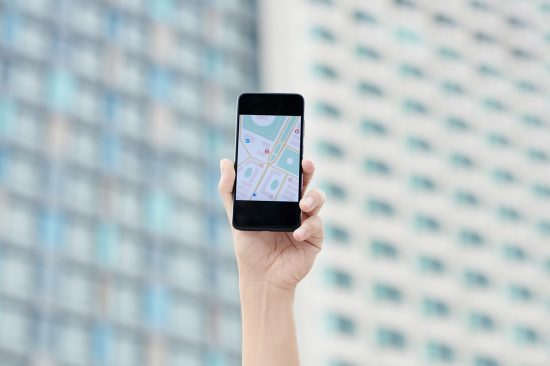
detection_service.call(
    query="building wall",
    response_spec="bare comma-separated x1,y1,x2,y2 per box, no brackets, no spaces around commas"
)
259,0,550,365
0,0,257,365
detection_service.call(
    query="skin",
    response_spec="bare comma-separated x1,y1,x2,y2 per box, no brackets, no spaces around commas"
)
218,158,326,366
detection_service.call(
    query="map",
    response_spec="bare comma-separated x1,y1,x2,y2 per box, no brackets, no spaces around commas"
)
236,114,301,202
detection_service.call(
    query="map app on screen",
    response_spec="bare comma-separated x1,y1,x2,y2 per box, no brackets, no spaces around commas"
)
236,114,301,202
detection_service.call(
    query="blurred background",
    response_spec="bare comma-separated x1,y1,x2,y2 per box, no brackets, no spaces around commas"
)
0,0,549,366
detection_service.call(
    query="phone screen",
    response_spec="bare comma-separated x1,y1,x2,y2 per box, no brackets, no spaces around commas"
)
236,114,302,202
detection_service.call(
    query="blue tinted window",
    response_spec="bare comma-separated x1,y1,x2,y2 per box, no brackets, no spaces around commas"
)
478,63,501,77
407,136,432,152
473,31,496,43
418,256,446,274
0,149,8,182
356,45,381,60
438,47,461,60
474,356,500,366
423,298,450,317
324,267,353,289
96,223,118,266
92,323,112,364
0,98,16,135
403,99,428,114
414,214,441,232
361,119,387,135
1,10,19,44
148,0,176,21
433,13,456,26
326,225,350,244
426,341,454,362
532,183,550,198
353,10,377,24
487,132,511,147
371,239,399,259
326,313,356,335
364,159,391,175
482,98,506,111
445,116,470,131
373,283,402,302
527,148,549,162
469,311,495,330
396,27,422,43
521,114,544,127
514,325,539,344
314,101,341,118
455,190,480,206
400,63,425,78
39,210,64,248
502,244,527,261
46,70,76,110
313,63,338,79
144,286,168,329
450,152,475,168
458,229,484,246
367,198,395,216
516,80,537,93
144,190,173,232
358,81,384,97
537,220,550,235
317,141,344,158
497,206,522,221
464,269,490,288
311,26,336,42
376,327,406,349
100,133,119,169
508,284,533,301
321,181,346,200
441,81,465,94
149,66,172,100
492,168,515,183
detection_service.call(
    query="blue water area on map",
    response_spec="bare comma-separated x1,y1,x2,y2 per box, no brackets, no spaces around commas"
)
276,147,299,175
242,115,286,141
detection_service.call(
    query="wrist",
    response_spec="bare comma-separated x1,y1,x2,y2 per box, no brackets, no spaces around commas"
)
239,276,295,304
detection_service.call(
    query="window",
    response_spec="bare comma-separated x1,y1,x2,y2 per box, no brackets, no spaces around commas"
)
450,152,475,168
473,31,496,44
326,225,350,244
144,189,173,233
482,98,506,111
464,269,490,288
487,132,511,147
329,361,356,366
95,223,118,266
406,136,432,152
511,47,532,60
455,190,480,206
361,119,387,135
170,295,203,342
370,239,399,259
396,27,422,44
502,244,527,261
0,253,35,298
458,229,484,246
310,0,333,5
56,320,90,365
438,46,461,60
418,255,446,274
355,45,381,60
469,311,496,330
367,198,395,216
400,63,425,78
497,206,522,221
373,283,402,302
492,168,515,183
326,313,356,335
532,183,550,198
413,214,441,232
38,210,64,248
376,327,406,349
358,81,384,97
314,101,341,119
0,303,30,353
445,116,470,130
313,63,339,79
148,66,173,101
352,10,377,24
514,325,539,344
426,341,454,362
91,323,112,365
148,0,176,21
441,81,465,94
316,141,344,158
423,297,450,317
311,26,336,42
527,147,549,162
478,63,501,77
320,181,347,200
324,267,353,289
516,80,537,93
144,285,168,329
474,356,500,366
46,69,76,110
403,99,428,114
521,114,544,127
433,13,456,26
0,98,16,136
364,158,391,175
508,284,533,301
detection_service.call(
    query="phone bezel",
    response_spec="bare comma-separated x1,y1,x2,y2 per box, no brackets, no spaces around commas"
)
232,93,304,231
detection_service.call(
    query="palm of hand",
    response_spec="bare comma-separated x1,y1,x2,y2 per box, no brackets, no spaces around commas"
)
232,229,320,289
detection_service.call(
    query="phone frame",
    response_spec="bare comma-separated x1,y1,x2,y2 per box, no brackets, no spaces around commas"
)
232,93,304,231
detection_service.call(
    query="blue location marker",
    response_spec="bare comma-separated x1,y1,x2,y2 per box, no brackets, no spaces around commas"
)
245,138,250,143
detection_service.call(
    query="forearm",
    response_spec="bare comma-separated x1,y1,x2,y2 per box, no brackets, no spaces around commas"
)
239,278,300,366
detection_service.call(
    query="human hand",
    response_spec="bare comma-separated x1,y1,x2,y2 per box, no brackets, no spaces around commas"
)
218,158,325,290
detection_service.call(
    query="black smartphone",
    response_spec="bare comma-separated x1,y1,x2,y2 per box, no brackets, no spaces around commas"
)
232,93,304,231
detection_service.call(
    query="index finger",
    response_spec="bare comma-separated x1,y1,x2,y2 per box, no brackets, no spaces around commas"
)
302,158,315,193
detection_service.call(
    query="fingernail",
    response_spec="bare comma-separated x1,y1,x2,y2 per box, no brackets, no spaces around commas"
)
295,227,307,240
302,197,314,209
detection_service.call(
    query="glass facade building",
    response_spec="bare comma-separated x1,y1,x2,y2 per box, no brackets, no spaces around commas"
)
260,0,550,365
0,0,257,365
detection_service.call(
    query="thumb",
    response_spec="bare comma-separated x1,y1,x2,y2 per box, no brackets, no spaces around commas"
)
218,159,235,220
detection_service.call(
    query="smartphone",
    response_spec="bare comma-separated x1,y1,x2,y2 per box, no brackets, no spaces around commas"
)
232,93,304,231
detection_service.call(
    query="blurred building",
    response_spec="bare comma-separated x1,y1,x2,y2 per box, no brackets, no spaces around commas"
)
0,0,257,365
260,0,550,365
